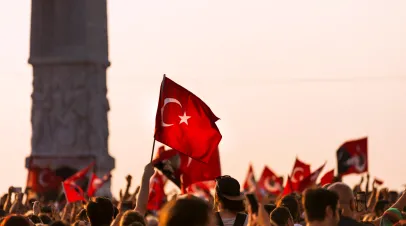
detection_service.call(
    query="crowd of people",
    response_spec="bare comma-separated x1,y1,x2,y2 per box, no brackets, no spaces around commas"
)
0,162,405,226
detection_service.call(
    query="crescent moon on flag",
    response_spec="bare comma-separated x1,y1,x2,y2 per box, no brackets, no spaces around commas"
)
161,98,183,127
354,154,367,172
39,171,49,187
291,168,304,183
264,177,281,192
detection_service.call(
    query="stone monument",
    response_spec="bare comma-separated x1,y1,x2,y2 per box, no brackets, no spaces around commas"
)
26,0,115,197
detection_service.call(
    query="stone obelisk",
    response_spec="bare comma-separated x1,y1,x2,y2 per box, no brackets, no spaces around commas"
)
26,0,115,197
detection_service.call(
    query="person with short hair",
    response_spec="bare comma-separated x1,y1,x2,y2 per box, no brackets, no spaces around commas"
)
270,207,294,226
0,215,31,226
303,188,340,226
120,210,146,226
328,182,367,226
159,196,216,226
277,195,301,226
39,213,52,224
86,197,115,226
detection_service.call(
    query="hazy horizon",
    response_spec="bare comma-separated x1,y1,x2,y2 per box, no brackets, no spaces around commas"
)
0,0,406,196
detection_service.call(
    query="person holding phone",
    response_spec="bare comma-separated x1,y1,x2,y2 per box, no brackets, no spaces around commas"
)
214,176,247,226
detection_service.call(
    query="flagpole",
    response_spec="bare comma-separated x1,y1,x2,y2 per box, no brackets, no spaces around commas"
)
150,139,156,162
151,74,166,162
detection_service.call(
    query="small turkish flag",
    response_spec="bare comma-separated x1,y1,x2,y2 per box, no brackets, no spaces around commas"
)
87,173,111,197
257,166,283,196
65,162,95,184
298,163,326,192
337,137,368,177
243,164,257,192
320,169,335,186
290,158,311,190
374,178,384,185
62,181,85,203
154,76,222,163
147,172,166,211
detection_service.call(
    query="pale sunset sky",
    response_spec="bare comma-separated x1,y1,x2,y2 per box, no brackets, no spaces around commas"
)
0,0,406,196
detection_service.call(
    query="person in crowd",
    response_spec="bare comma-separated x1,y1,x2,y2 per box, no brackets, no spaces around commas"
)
26,214,42,224
72,220,91,226
303,188,340,226
270,206,294,226
86,197,115,226
277,195,301,226
159,196,216,226
39,213,53,224
389,192,399,206
0,215,31,226
146,215,159,226
265,204,277,215
120,210,146,226
214,176,247,226
50,220,69,226
328,182,367,226
375,200,390,219
75,209,88,222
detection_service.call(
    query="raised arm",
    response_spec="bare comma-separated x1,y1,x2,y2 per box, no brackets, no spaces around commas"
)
135,163,155,216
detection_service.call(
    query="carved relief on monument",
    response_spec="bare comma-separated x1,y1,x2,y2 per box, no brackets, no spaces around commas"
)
31,64,110,155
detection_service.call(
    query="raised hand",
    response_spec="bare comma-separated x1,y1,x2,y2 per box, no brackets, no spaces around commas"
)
33,201,41,215
126,175,132,186
130,186,141,205
143,163,155,180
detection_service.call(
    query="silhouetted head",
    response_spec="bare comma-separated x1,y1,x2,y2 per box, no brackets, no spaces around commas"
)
159,196,216,226
86,197,114,226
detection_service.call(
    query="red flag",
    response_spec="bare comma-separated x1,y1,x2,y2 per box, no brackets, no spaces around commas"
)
147,173,166,211
290,158,311,189
282,176,294,196
181,147,221,192
320,169,335,186
27,167,62,193
153,147,221,192
243,164,257,192
298,163,326,192
65,162,95,183
62,181,85,203
337,137,368,177
257,166,283,196
187,182,213,201
87,173,112,197
154,76,222,163
374,178,384,186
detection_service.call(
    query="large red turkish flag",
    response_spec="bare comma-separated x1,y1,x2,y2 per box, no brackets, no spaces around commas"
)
336,137,368,177
154,76,222,163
